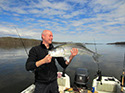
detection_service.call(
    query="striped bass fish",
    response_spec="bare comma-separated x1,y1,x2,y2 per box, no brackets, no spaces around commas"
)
48,43,100,62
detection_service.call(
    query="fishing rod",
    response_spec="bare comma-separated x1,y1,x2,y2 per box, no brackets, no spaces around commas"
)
93,39,99,67
121,53,125,92
93,39,99,63
93,39,102,83
14,27,28,57
14,27,35,73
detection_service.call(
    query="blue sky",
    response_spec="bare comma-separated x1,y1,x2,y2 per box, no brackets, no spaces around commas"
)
0,0,125,43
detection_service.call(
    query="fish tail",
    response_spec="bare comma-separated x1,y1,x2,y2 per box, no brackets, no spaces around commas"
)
92,53,101,63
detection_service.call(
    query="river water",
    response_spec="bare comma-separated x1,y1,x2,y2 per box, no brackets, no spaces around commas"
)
0,44,125,93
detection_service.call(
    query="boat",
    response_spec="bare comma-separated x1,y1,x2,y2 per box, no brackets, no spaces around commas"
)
21,68,125,93
21,84,35,93
92,76,125,93
21,68,90,93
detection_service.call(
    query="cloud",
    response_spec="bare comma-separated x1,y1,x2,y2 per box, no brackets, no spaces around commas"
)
66,0,88,5
30,0,70,10
0,23,41,39
62,9,87,19
0,0,125,43
0,0,28,14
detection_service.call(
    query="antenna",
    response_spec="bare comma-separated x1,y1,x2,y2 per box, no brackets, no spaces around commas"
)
14,27,28,56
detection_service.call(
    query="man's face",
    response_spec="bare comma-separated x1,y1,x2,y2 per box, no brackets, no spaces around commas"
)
43,31,53,44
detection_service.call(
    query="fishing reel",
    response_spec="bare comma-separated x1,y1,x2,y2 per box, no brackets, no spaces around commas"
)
96,70,102,81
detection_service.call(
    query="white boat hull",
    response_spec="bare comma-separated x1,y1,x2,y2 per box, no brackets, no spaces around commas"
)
92,76,125,93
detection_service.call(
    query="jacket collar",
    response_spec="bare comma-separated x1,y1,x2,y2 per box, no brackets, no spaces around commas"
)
40,41,53,50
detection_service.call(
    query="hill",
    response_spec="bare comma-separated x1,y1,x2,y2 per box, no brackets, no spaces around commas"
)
0,37,41,49
0,37,66,49
107,42,125,45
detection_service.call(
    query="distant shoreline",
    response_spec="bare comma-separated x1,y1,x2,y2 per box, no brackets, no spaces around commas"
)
0,37,124,49
107,42,125,45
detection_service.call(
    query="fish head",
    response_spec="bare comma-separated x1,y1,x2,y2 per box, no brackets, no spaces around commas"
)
48,47,65,57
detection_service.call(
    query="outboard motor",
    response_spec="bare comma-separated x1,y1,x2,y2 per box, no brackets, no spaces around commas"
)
74,68,89,89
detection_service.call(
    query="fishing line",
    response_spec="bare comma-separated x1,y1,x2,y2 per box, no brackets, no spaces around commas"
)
14,27,28,57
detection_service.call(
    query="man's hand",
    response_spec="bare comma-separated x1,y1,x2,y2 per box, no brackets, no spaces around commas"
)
70,48,78,58
36,54,52,67
44,54,52,63
65,48,78,65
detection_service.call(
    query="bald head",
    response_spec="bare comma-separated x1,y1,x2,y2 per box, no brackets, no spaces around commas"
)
42,30,52,36
41,30,53,45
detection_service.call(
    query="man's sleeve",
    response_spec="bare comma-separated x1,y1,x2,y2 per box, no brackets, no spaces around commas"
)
25,47,37,71
56,57,68,69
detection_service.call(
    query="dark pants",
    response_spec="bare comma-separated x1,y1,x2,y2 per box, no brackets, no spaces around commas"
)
34,80,59,93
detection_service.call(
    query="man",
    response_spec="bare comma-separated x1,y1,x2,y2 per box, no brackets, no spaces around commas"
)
26,30,78,93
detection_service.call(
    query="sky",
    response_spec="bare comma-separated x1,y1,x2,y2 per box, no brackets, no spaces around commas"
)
0,0,125,43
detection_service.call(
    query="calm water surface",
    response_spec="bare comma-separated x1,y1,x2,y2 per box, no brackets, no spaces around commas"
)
0,44,125,93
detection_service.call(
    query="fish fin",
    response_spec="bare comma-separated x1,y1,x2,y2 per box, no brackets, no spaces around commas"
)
64,56,70,62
